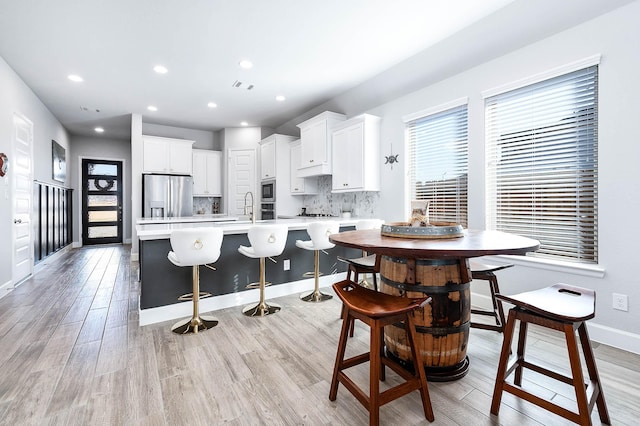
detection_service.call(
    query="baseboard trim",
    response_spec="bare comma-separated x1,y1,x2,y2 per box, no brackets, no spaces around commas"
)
0,280,12,300
139,273,346,326
587,322,640,355
34,245,73,273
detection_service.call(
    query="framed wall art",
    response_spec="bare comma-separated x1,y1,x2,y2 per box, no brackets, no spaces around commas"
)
52,140,66,182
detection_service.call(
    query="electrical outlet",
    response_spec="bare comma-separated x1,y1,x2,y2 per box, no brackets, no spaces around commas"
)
283,259,290,271
612,293,628,312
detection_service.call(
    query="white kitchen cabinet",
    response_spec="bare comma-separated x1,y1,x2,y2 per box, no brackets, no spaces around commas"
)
296,111,346,177
331,114,381,193
289,140,318,195
256,134,303,217
192,149,222,196
259,134,297,181
142,135,194,174
259,137,276,180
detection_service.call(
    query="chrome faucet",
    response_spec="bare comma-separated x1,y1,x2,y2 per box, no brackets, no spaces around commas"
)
244,191,255,223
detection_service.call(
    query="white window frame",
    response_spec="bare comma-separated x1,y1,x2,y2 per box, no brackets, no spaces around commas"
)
484,57,600,266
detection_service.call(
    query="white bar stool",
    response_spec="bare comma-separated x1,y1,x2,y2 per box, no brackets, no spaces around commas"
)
167,227,223,334
338,219,384,291
238,224,288,317
296,221,340,302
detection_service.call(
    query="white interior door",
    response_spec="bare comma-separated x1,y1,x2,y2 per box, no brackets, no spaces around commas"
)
227,149,256,216
12,113,33,286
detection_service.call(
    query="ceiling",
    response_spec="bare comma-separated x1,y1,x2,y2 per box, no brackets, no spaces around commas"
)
0,0,633,140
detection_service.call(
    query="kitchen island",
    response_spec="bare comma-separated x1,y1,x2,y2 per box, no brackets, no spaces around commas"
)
136,217,362,325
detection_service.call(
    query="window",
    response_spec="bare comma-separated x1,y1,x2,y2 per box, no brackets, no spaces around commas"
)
406,101,468,227
485,65,598,264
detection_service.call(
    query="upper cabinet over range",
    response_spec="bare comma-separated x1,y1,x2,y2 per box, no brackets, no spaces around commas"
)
331,114,381,193
296,111,346,177
142,135,194,175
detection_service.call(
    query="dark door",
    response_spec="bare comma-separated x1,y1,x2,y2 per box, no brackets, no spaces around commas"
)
82,159,123,245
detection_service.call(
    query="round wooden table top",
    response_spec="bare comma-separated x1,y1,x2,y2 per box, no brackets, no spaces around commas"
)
329,229,540,259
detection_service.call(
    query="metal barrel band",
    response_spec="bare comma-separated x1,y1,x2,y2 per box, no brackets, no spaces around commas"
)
380,275,470,294
381,256,460,266
390,320,471,337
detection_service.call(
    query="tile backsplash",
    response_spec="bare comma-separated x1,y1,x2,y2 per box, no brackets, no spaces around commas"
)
193,196,221,214
302,176,380,218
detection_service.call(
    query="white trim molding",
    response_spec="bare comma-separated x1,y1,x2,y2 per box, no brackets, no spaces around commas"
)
482,54,602,99
402,97,468,123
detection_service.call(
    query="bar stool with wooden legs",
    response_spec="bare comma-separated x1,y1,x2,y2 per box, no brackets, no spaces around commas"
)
491,283,610,425
238,224,288,317
337,219,384,291
296,221,340,302
330,280,435,426
469,260,513,332
167,228,223,334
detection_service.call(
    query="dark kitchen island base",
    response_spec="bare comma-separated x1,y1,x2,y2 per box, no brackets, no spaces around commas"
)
139,227,360,310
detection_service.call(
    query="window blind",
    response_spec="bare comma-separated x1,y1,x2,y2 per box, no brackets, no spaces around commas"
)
407,104,468,227
485,65,598,264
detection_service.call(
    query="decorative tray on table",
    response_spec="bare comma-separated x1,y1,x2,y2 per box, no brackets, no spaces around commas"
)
381,222,464,239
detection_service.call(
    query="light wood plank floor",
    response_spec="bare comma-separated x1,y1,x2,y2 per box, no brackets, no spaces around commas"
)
0,245,637,425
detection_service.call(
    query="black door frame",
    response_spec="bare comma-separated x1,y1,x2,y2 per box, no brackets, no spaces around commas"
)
82,158,123,245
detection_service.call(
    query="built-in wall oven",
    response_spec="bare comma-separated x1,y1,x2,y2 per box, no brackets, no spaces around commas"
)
261,203,275,220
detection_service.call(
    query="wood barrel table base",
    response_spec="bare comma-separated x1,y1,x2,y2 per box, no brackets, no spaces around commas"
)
380,256,471,382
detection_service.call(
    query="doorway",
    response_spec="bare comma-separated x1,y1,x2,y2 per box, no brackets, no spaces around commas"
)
227,149,256,216
12,113,34,286
82,159,123,245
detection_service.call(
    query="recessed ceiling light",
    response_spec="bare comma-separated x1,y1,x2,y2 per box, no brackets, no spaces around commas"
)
94,127,105,133
147,105,158,112
207,102,217,108
240,121,248,126
239,60,253,69
68,74,83,82
153,65,168,74
275,95,286,102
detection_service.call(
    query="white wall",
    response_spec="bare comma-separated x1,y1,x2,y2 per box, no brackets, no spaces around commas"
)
0,55,70,288
69,135,133,245
281,2,640,353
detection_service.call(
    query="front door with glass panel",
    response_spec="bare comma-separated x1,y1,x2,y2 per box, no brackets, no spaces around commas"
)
82,159,123,245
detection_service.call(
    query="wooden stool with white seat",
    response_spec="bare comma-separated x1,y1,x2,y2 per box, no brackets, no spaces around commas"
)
167,227,223,334
238,224,288,317
491,283,610,425
296,221,340,302
469,260,513,332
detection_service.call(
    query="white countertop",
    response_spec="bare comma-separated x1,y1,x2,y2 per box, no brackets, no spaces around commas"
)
136,217,360,240
136,214,239,225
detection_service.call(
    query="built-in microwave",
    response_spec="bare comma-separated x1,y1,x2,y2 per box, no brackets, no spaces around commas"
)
261,180,275,202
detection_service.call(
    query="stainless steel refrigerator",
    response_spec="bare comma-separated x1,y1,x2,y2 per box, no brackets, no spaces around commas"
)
142,174,193,218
